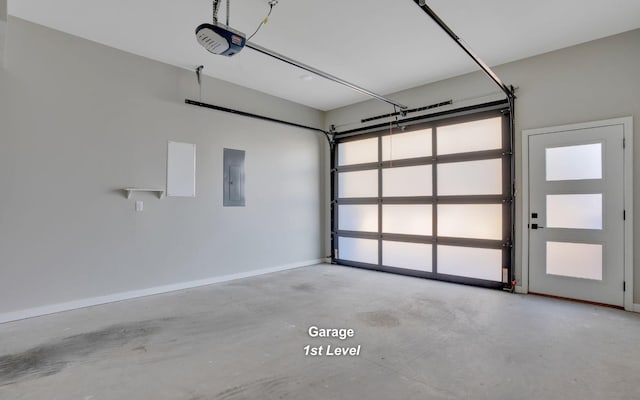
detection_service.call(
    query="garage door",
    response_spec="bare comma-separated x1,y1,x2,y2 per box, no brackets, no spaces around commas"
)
333,109,513,288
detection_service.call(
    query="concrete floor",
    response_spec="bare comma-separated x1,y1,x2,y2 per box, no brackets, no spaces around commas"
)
1,264,639,400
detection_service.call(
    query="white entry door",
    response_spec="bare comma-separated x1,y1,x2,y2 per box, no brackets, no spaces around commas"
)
528,124,625,306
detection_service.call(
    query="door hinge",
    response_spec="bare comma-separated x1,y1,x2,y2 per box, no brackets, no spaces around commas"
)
623,281,626,292
623,210,626,220
623,138,626,148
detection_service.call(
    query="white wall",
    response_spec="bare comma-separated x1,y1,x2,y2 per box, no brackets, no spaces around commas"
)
0,18,326,321
326,29,640,303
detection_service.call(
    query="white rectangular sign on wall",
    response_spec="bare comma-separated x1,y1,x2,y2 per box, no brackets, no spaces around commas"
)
167,141,196,197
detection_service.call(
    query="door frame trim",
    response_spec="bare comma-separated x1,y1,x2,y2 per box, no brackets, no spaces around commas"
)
520,117,634,311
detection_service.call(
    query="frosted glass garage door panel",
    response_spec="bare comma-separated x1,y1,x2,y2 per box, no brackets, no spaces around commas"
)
438,159,502,196
437,117,502,155
438,245,502,281
338,170,378,198
438,204,502,240
338,137,378,166
547,242,603,281
383,165,432,197
382,129,432,161
338,237,378,265
339,205,378,232
383,205,432,236
383,241,432,272
547,194,602,230
546,143,602,181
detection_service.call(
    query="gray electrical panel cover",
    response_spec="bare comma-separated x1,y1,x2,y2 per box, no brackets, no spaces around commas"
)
223,148,245,207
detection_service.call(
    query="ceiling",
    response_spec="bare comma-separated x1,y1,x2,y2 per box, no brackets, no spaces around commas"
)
9,0,640,111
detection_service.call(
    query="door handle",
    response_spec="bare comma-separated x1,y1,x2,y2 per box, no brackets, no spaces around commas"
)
531,223,545,230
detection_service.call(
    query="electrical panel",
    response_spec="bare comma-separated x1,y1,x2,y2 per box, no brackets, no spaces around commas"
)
223,148,245,207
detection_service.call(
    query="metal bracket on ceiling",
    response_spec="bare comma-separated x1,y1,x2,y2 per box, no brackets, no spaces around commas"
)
195,65,205,101
212,0,221,24
195,65,204,86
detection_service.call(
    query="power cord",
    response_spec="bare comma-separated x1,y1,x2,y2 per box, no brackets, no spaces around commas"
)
247,0,278,41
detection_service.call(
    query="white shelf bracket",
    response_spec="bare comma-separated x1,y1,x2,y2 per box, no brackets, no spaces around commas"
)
124,188,165,200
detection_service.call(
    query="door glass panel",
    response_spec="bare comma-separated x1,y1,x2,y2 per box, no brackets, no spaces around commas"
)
338,170,378,198
338,205,378,232
438,159,502,196
338,237,378,265
382,129,432,161
383,241,432,272
437,117,502,155
338,137,378,166
383,205,432,236
438,204,502,240
546,143,602,181
547,194,602,230
438,245,502,281
546,242,603,280
383,165,432,197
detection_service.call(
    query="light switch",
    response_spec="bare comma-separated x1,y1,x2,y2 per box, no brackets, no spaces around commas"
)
135,201,144,212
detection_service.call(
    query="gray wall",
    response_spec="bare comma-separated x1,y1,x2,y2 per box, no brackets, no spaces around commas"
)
0,18,326,317
326,29,640,303
0,0,6,66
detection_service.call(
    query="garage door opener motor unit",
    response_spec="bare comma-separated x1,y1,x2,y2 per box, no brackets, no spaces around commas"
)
196,0,246,56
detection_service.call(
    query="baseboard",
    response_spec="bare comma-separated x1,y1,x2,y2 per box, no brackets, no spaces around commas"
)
0,259,323,324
